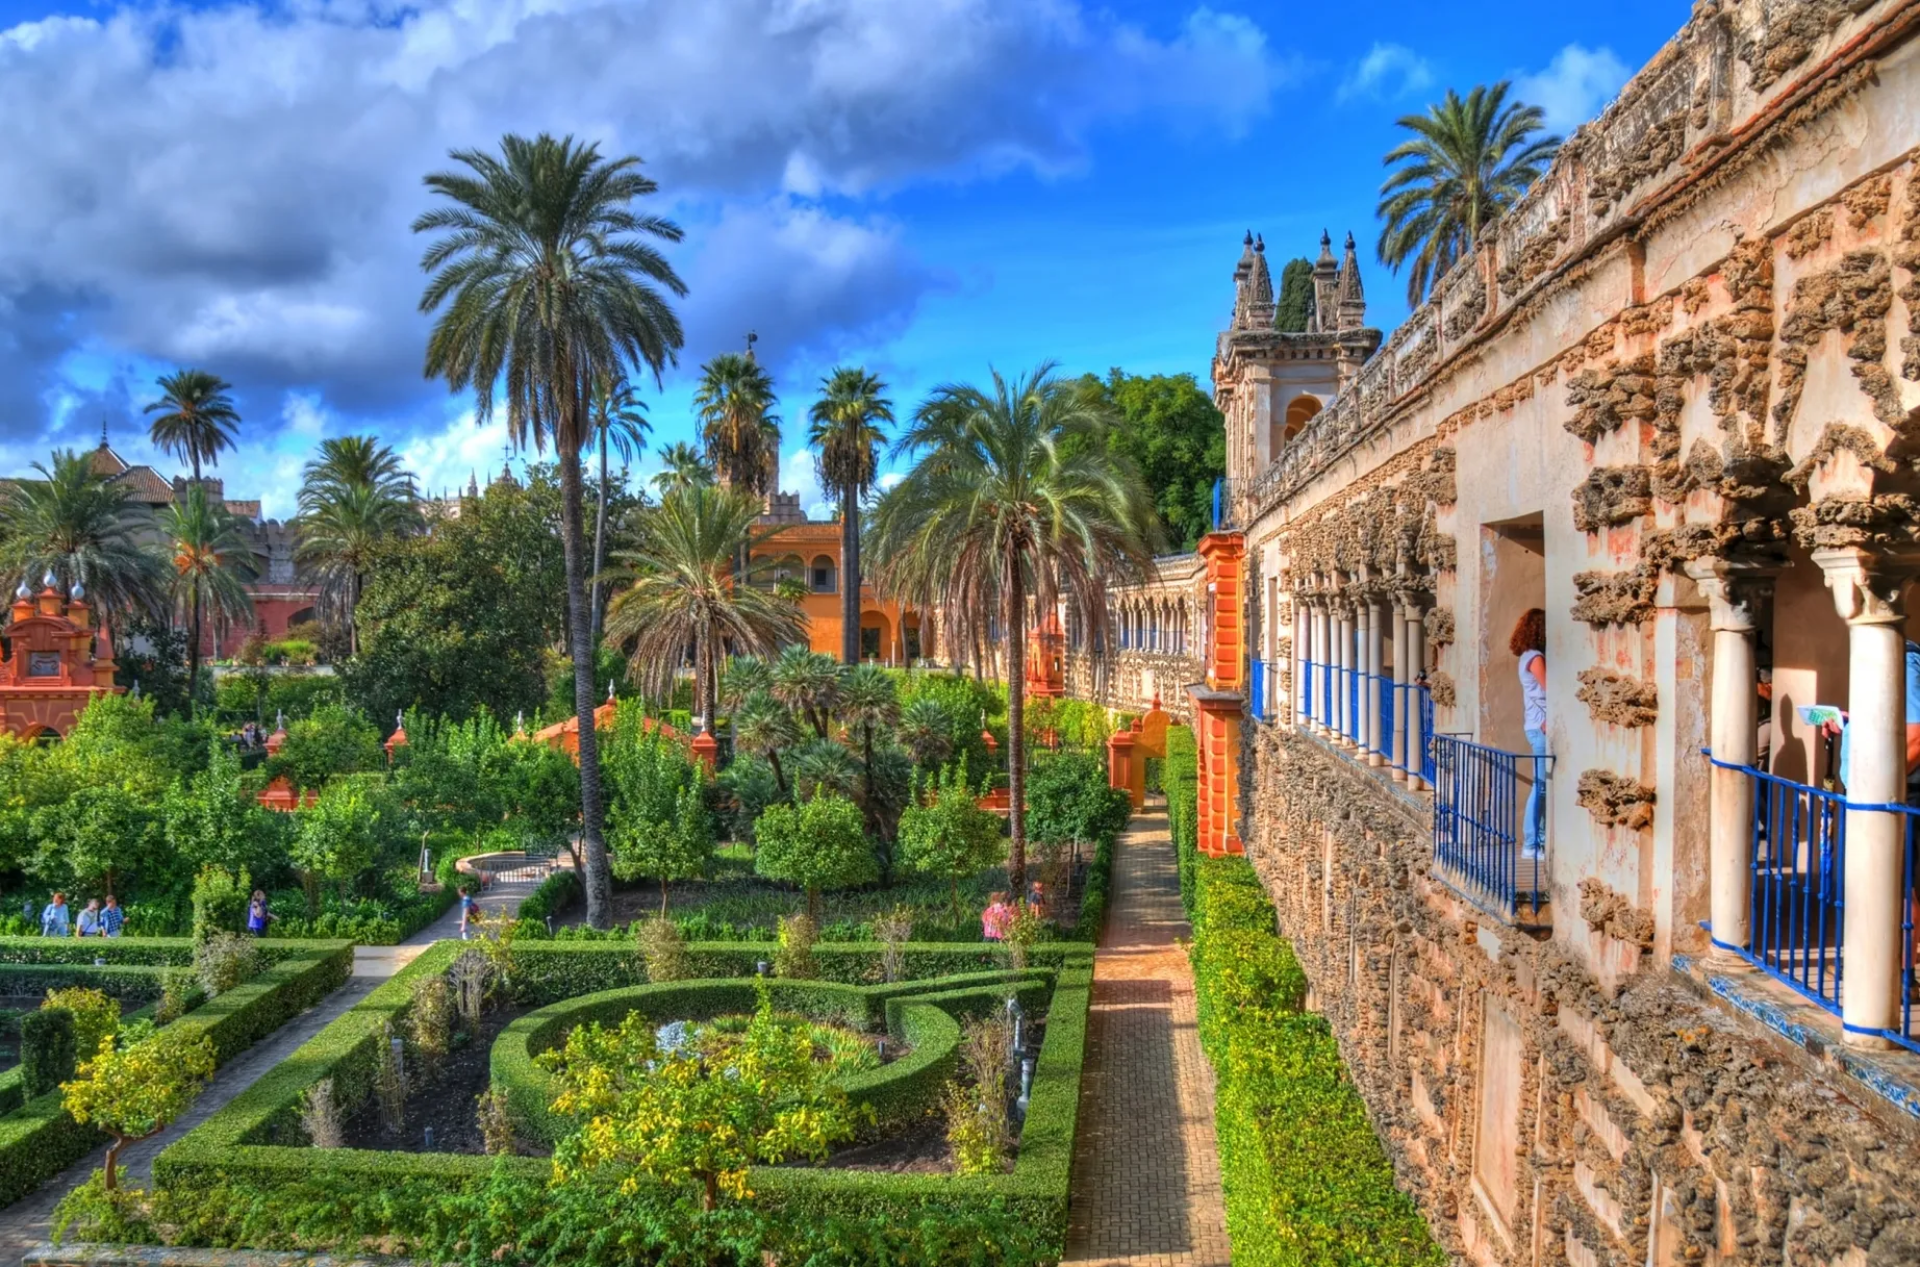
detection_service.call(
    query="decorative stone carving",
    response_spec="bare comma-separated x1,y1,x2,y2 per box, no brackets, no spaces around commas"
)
1898,175,1920,382
1782,208,1834,260
1576,769,1657,830
1571,467,1653,533
1575,668,1659,728
1565,353,1657,445
1774,248,1898,438
1423,607,1454,647
1571,566,1659,626
1577,877,1656,948
1738,0,1857,92
1427,669,1456,709
1442,278,1487,342
1497,210,1572,298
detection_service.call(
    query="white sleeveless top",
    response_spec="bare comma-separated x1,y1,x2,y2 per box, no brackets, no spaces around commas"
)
1518,650,1546,731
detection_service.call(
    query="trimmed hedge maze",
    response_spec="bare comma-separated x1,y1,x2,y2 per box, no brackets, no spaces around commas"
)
154,940,1095,1265
0,936,351,1208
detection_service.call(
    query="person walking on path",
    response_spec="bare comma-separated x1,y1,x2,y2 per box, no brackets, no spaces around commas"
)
1511,608,1549,860
39,893,68,938
457,886,479,940
74,899,102,937
99,896,124,938
246,891,272,936
982,892,1012,942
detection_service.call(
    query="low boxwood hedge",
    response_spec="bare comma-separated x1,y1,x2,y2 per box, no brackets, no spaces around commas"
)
152,942,1095,1265
0,938,350,1209
1164,725,1199,916
0,962,169,1003
1189,857,1442,1266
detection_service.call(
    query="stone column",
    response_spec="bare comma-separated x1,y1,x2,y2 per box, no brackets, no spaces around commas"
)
1390,594,1411,780
1312,597,1331,737
1332,595,1352,746
1366,593,1389,767
1403,596,1427,792
1815,547,1916,1049
1295,588,1312,733
1354,598,1372,755
1685,558,1773,967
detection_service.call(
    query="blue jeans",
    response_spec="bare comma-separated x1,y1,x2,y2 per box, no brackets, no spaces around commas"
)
1523,728,1549,854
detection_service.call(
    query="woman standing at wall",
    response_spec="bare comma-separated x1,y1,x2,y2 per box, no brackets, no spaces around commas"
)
1512,609,1549,860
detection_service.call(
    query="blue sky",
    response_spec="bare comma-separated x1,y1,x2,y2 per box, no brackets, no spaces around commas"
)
0,0,1686,518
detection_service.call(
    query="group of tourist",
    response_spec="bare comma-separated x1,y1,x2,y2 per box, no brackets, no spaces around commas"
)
33,892,125,937
979,881,1048,941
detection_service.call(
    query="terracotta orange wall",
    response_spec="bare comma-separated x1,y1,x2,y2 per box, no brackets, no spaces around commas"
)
749,529,920,661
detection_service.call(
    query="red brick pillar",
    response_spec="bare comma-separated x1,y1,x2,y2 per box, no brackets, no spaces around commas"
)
1188,531,1247,857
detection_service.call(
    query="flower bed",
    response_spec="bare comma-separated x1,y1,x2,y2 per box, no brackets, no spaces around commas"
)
150,940,1093,1265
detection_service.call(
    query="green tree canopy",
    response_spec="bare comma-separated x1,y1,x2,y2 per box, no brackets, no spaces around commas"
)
1275,257,1315,332
1073,369,1224,551
753,791,877,919
603,709,714,913
343,470,564,725
898,760,1004,922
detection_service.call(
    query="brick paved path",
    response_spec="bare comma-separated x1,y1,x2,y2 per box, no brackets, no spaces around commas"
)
1062,803,1231,1266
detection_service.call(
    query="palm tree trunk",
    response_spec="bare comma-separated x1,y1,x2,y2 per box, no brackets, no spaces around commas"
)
1005,560,1027,894
591,427,610,640
188,587,204,704
695,624,712,732
841,485,859,665
556,444,614,930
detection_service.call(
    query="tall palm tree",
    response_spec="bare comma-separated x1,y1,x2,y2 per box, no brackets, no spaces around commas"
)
807,367,893,665
298,436,417,516
694,352,779,494
144,370,241,482
868,364,1160,891
602,483,807,729
839,663,900,863
160,486,256,701
651,441,714,495
295,482,419,655
587,375,651,639
414,132,686,930
0,450,165,637
1377,82,1559,307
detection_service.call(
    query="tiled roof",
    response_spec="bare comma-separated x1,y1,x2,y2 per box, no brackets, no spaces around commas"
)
112,466,175,503
88,445,130,477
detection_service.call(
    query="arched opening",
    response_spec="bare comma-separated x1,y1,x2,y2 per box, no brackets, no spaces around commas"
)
1283,394,1324,442
809,554,837,594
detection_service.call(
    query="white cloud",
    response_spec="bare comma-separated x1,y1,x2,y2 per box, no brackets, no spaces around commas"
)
0,0,1286,442
779,447,834,521
1512,44,1632,135
1339,43,1434,102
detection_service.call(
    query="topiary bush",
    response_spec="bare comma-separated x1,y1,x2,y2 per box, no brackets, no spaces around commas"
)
20,1007,76,1098
1163,726,1199,916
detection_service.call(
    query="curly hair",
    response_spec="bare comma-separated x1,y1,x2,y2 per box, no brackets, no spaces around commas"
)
1509,608,1546,657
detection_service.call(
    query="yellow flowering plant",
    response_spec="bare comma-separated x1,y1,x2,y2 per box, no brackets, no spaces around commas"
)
539,983,865,1210
62,1026,216,1191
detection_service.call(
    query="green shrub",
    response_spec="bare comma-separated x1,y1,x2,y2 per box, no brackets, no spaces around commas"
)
42,988,119,1065
1189,858,1441,1266
20,1007,75,1098
190,866,250,944
1163,726,1199,916
753,792,878,919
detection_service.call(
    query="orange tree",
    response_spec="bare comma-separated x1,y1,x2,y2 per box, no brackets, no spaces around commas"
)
62,1026,216,1190
540,985,863,1211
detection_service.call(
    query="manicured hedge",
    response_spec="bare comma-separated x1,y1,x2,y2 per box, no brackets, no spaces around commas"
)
0,962,169,1003
1068,827,1117,942
1189,857,1443,1266
1164,725,1199,916
513,868,580,930
152,942,1095,1265
0,938,351,1209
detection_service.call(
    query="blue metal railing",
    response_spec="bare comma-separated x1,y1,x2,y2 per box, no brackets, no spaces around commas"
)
1430,733,1553,923
1704,754,1918,1054
1298,659,1431,784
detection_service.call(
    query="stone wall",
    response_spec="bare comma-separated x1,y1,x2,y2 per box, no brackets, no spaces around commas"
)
1245,729,1920,1266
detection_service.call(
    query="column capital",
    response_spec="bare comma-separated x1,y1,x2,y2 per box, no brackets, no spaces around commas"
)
1812,546,1920,626
1682,556,1777,633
